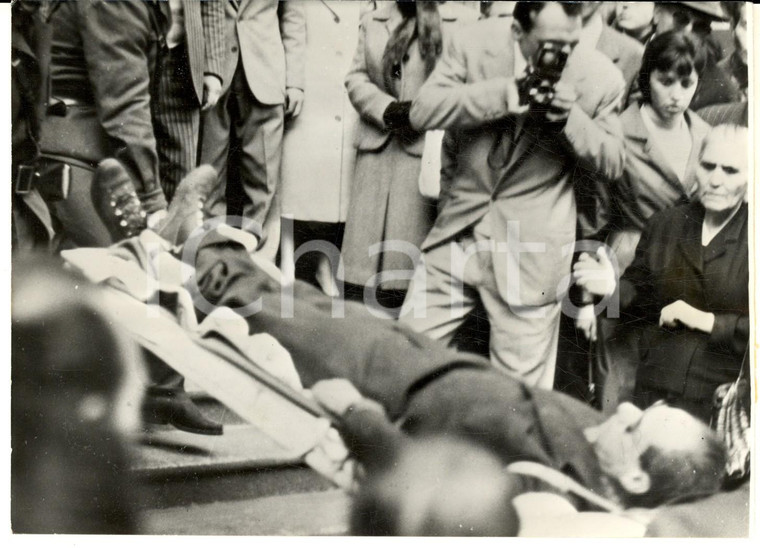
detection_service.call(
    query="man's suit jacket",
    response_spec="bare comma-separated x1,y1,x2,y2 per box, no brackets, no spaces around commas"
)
612,105,711,235
345,1,477,157
619,202,749,401
217,0,306,105
159,0,226,105
595,23,644,105
410,17,625,307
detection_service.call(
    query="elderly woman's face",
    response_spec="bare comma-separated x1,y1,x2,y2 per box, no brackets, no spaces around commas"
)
649,68,697,121
697,136,748,214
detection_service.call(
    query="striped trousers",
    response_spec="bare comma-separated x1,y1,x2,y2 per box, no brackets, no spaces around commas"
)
153,42,200,202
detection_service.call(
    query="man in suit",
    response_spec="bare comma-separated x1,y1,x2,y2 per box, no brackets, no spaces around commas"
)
200,0,306,261
397,2,625,389
153,0,226,201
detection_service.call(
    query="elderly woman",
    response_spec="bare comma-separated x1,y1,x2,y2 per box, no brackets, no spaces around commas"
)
583,30,712,410
575,124,749,423
341,0,477,310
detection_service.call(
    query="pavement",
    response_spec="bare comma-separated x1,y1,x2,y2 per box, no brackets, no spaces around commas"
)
133,396,349,535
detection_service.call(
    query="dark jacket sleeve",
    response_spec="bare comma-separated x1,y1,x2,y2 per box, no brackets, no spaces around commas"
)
78,0,166,213
339,404,404,474
201,0,226,82
709,312,750,356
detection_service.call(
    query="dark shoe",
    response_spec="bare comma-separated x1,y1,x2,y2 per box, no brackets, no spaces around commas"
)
91,158,147,242
142,391,223,436
156,164,218,246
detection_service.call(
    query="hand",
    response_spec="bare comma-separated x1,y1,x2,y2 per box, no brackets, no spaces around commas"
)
659,300,715,333
505,78,529,116
545,81,577,122
310,379,365,417
146,208,168,230
201,74,223,111
575,304,597,342
573,247,616,297
285,87,305,118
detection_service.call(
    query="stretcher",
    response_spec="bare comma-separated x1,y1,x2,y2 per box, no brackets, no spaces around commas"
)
60,228,648,536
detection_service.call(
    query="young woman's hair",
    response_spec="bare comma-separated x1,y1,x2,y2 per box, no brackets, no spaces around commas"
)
637,30,704,104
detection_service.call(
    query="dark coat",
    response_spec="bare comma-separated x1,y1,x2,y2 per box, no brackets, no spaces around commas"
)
620,202,749,403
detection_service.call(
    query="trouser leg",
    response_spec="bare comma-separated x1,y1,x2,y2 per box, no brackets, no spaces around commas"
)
472,246,560,389
199,71,234,219
153,43,200,202
232,79,284,262
398,240,478,344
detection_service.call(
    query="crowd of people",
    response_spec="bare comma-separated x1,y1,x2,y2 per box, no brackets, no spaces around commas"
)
10,0,751,537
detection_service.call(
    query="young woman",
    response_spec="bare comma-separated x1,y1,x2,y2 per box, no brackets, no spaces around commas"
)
341,0,477,311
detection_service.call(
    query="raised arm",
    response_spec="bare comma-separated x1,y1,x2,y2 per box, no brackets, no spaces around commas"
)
410,26,523,131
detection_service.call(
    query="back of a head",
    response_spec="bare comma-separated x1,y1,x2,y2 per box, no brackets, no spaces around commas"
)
350,435,524,536
11,256,143,533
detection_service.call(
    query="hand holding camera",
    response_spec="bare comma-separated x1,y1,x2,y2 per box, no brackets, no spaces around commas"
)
517,40,575,120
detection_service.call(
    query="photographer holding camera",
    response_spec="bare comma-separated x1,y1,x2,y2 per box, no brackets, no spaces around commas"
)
398,2,626,389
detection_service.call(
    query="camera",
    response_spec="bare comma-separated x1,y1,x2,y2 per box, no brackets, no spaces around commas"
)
517,40,573,110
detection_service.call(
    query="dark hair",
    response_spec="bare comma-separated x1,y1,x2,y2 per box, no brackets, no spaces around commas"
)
637,30,703,104
513,1,583,33
625,430,727,509
721,1,744,27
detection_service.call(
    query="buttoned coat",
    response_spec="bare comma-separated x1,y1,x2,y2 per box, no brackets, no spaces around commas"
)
410,17,626,307
216,0,306,105
281,0,367,223
341,2,478,288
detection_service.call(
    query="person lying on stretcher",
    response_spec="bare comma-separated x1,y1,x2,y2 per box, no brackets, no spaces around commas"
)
80,158,734,536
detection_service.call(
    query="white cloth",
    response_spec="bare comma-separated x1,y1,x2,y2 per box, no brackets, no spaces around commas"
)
417,129,446,199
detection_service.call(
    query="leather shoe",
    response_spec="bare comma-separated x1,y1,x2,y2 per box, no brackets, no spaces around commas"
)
91,158,147,242
142,391,223,436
